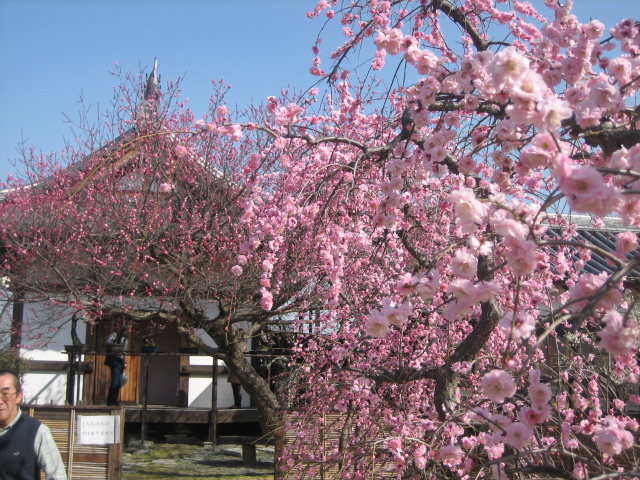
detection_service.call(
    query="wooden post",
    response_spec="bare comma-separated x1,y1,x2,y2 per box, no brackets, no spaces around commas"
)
66,352,76,405
67,408,75,479
141,354,150,446
209,360,218,445
10,298,23,356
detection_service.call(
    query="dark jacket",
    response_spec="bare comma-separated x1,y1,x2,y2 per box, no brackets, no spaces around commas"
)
0,413,42,480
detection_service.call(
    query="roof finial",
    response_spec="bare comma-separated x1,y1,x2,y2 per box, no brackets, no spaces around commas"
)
144,57,160,102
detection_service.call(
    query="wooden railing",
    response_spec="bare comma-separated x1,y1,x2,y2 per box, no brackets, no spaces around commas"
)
25,405,124,480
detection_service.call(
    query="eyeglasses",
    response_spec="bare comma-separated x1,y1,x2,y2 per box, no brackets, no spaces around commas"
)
0,391,17,402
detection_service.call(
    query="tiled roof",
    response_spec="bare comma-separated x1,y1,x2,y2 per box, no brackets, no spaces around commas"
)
544,215,640,284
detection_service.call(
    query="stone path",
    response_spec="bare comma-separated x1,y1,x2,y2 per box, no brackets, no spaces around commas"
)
123,440,274,479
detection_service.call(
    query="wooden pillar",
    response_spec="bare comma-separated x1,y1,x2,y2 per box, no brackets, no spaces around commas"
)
66,352,77,405
178,353,190,407
141,354,150,446
10,299,23,355
209,360,218,445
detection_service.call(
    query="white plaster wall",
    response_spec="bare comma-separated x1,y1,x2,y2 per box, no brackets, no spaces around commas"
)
21,371,70,405
188,322,252,408
188,372,248,409
5,300,87,406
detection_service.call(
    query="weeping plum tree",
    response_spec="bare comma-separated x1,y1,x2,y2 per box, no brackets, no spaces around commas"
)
268,1,640,478
2,0,640,478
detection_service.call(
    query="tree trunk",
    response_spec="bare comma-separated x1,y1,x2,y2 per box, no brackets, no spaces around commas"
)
223,348,281,432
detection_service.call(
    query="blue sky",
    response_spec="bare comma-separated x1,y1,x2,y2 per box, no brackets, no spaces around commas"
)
0,0,636,180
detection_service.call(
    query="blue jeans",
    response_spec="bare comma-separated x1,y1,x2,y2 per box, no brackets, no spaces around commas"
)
107,360,124,406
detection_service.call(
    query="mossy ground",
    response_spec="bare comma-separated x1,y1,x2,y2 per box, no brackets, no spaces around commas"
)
122,442,274,480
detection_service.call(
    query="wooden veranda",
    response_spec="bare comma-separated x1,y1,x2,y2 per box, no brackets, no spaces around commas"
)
30,348,271,445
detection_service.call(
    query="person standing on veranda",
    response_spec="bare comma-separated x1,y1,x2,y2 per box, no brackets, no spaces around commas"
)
105,327,128,406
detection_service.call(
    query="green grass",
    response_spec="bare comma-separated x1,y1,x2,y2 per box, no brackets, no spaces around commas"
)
122,443,274,480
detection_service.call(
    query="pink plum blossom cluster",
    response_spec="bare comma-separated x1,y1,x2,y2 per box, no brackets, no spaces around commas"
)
476,370,554,451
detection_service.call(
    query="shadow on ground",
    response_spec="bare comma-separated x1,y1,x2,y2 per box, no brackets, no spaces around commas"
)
123,442,273,480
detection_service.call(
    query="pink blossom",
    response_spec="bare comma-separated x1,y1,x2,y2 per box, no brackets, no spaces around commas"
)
260,288,273,311
592,418,633,457
365,309,391,338
510,70,547,103
482,369,517,403
598,310,639,358
261,259,274,273
216,105,228,118
562,422,579,449
438,445,464,466
520,145,553,170
491,216,529,239
444,112,460,128
575,99,603,129
468,236,494,255
158,182,174,193
504,422,533,449
174,145,189,158
463,94,480,110
565,84,590,106
266,96,279,114
557,164,622,217
568,273,623,311
415,269,440,301
231,265,243,276
499,310,536,340
488,46,530,88
372,49,386,70
611,18,639,42
608,57,632,85
218,124,243,141
620,199,640,226
451,249,478,278
542,68,563,87
449,188,489,232
502,237,537,276
489,413,513,433
588,80,622,109
447,279,499,308
583,19,605,40
443,298,474,322
495,119,517,140
518,405,551,429
560,56,584,86
378,28,404,55
532,131,559,152
386,437,402,453
615,231,638,259
594,431,623,456
407,47,439,75
430,145,448,163
396,272,417,295
381,298,412,326
458,156,476,174
275,103,305,126
528,382,552,407
532,95,572,132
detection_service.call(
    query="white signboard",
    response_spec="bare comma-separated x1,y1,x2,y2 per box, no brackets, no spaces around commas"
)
77,415,121,445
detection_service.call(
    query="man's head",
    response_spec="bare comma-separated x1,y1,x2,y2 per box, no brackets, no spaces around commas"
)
0,370,23,428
